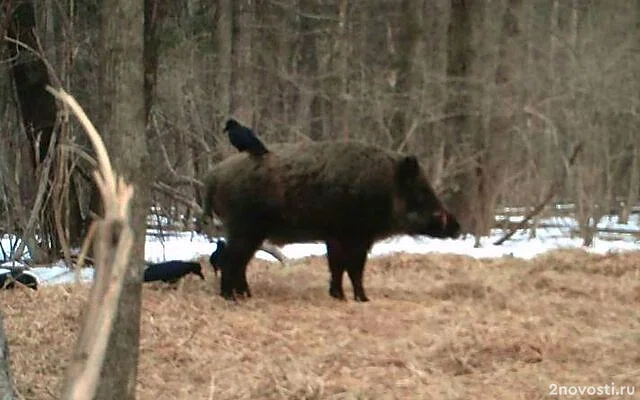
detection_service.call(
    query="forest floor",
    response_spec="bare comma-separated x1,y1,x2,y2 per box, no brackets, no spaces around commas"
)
3,249,640,399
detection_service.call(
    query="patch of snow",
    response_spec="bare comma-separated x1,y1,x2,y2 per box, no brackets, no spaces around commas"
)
5,213,640,287
0,234,30,262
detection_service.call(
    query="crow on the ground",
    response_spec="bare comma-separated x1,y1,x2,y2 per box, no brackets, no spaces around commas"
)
0,268,38,290
143,261,205,284
224,118,270,156
209,238,226,275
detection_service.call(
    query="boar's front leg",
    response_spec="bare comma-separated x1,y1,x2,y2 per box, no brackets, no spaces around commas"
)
326,238,373,302
345,240,373,302
218,235,262,300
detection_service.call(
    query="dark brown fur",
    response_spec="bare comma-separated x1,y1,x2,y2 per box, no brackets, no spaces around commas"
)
203,140,460,301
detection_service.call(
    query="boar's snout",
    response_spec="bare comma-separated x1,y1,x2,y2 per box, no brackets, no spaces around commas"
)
407,209,461,239
394,155,461,239
434,209,461,238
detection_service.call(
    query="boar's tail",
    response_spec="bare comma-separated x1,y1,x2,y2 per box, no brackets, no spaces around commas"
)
203,178,215,219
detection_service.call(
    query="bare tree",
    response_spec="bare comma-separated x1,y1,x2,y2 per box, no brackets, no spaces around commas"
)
443,0,474,237
93,0,149,398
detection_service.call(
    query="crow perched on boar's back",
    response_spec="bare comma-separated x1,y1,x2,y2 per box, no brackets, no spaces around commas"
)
143,261,205,284
0,268,38,290
224,118,269,157
202,140,461,302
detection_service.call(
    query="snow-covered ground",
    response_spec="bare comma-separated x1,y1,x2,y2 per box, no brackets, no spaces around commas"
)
2,214,639,287
496,212,640,231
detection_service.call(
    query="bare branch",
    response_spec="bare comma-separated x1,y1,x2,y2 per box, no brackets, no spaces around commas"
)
74,221,97,285
395,118,419,153
11,131,58,261
493,143,583,246
151,114,204,188
152,181,203,214
45,86,116,196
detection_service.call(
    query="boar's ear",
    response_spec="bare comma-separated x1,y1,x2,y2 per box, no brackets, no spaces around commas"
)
396,155,421,183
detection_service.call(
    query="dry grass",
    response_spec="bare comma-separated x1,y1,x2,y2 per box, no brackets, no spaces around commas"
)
3,249,640,399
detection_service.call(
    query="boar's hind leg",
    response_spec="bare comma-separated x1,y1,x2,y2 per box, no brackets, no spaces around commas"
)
346,241,373,302
219,235,262,300
326,240,346,300
326,239,373,302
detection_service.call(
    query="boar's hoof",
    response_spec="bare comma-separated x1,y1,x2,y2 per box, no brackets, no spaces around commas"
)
220,291,237,301
234,287,252,299
354,293,370,302
233,275,252,298
329,286,347,300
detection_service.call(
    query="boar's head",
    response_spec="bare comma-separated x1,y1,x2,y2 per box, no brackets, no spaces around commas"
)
394,155,461,239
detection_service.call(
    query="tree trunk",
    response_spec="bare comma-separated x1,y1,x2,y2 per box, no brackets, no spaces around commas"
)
294,1,322,140
230,0,254,123
524,0,538,239
619,146,640,225
444,0,474,233
425,0,450,178
6,1,58,167
390,0,423,149
215,0,232,120
0,310,16,400
473,0,522,240
5,0,62,261
337,0,350,139
95,0,148,398
144,0,164,124
620,3,640,224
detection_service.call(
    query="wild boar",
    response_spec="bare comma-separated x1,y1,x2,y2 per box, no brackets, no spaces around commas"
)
202,140,461,301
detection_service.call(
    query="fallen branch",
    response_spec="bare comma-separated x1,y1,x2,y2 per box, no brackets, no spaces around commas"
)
493,143,583,246
201,220,288,266
46,86,135,400
259,241,288,266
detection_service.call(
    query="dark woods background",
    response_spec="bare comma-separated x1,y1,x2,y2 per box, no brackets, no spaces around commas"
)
1,0,639,262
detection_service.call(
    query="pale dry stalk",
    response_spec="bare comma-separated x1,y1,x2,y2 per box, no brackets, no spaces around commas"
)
45,86,136,400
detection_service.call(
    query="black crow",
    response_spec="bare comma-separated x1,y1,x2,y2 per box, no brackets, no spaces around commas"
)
224,118,270,156
209,238,226,275
0,268,38,290
143,261,205,284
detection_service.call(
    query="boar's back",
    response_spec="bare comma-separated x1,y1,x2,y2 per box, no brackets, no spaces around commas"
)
206,141,405,242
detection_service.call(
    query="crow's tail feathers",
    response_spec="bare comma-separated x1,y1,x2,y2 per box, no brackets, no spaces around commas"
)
249,141,270,157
